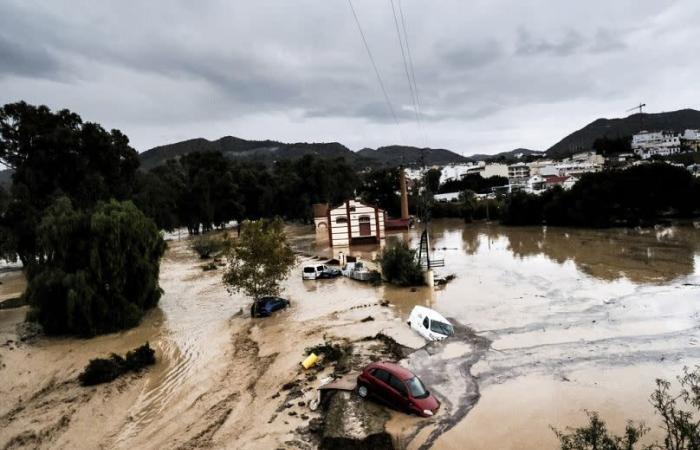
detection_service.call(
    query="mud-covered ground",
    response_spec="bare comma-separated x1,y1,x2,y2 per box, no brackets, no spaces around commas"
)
1,221,700,449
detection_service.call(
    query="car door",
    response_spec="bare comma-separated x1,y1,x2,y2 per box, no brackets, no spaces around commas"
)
387,374,409,410
370,369,392,404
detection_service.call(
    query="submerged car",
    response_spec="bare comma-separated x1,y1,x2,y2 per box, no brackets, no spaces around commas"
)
408,306,454,341
250,296,290,318
302,264,342,280
356,361,440,417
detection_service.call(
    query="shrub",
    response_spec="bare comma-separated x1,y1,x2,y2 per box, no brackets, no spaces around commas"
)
24,198,166,336
78,343,156,386
380,241,424,287
190,235,224,259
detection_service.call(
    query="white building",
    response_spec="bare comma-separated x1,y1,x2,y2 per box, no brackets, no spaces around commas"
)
508,162,530,186
315,200,386,247
439,163,482,184
683,129,700,151
482,163,509,178
632,131,681,159
434,192,461,202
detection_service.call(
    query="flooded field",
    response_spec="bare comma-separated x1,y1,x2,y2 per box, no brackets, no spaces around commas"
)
1,220,699,449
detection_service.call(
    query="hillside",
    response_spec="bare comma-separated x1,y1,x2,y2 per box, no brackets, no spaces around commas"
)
140,137,469,170
139,136,363,170
357,145,470,166
546,109,700,159
470,148,543,162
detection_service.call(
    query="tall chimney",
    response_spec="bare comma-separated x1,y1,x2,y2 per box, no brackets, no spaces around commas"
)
399,167,409,220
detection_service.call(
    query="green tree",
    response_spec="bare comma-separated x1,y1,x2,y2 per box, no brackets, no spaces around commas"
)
0,102,139,265
425,168,442,193
24,198,165,336
380,241,424,286
222,218,296,300
359,168,401,217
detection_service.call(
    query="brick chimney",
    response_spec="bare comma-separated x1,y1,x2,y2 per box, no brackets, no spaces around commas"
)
399,167,409,220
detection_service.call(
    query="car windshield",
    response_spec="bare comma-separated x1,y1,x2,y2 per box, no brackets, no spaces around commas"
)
430,320,454,336
406,377,429,399
303,267,315,273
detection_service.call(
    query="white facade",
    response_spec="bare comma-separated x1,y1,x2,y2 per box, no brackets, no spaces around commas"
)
439,163,482,184
434,191,461,202
632,131,681,159
482,163,509,178
324,200,386,247
508,163,530,186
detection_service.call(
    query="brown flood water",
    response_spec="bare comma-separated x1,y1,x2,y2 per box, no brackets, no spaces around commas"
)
1,221,699,449
295,220,700,449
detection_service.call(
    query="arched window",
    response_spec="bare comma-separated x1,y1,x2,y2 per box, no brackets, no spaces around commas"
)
335,216,348,224
358,215,371,223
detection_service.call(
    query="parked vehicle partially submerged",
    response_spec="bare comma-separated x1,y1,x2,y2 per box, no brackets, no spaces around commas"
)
302,264,342,280
251,296,290,318
342,261,374,282
356,361,440,417
408,306,454,341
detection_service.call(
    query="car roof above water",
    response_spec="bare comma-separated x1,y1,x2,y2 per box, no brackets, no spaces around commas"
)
410,305,450,324
367,361,415,381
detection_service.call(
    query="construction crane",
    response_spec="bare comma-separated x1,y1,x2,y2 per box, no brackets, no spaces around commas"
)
626,103,646,114
626,103,646,131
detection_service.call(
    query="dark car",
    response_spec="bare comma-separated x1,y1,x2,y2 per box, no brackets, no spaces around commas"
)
319,267,341,279
356,361,440,417
250,296,290,318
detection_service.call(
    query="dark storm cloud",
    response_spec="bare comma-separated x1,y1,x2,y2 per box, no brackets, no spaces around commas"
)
0,0,697,153
0,34,60,79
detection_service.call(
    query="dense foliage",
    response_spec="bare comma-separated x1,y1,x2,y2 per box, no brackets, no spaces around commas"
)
24,198,165,336
222,218,296,300
438,173,508,194
380,241,424,286
501,163,700,227
134,153,360,232
78,343,156,386
553,366,700,450
592,136,632,156
0,102,139,266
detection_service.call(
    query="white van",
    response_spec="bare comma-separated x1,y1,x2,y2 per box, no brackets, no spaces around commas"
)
302,264,341,280
407,306,454,341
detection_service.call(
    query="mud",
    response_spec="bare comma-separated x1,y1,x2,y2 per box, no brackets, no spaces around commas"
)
0,221,698,449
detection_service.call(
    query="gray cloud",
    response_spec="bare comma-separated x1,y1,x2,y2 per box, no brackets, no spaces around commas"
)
0,0,697,154
0,34,60,79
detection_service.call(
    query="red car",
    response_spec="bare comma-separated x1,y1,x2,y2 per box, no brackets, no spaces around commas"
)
356,361,440,417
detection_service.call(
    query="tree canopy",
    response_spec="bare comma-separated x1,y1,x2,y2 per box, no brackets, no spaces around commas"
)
0,102,139,265
24,198,165,336
222,218,296,300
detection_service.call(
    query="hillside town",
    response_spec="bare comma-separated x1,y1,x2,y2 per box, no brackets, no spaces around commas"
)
423,128,700,200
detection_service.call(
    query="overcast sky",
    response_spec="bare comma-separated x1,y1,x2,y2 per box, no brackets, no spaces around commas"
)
1,1,699,155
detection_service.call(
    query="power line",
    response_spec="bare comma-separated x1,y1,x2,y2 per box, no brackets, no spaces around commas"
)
347,0,400,127
397,0,424,131
389,0,420,128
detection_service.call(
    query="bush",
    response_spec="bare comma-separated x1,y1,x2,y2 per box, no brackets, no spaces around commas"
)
24,198,166,336
380,241,424,287
190,235,224,259
553,366,700,450
78,343,156,386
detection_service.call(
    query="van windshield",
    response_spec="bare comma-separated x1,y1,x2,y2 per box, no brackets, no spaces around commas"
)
430,320,454,336
406,377,429,399
303,267,315,273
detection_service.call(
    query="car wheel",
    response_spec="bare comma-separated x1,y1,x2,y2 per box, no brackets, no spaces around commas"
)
357,384,369,398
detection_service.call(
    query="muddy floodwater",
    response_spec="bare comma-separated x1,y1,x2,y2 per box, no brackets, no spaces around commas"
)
295,220,700,449
1,220,699,449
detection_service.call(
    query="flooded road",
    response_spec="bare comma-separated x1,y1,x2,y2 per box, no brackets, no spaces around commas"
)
294,220,700,448
1,220,699,449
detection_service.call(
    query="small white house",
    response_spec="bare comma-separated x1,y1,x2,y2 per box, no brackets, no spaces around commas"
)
318,199,386,247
